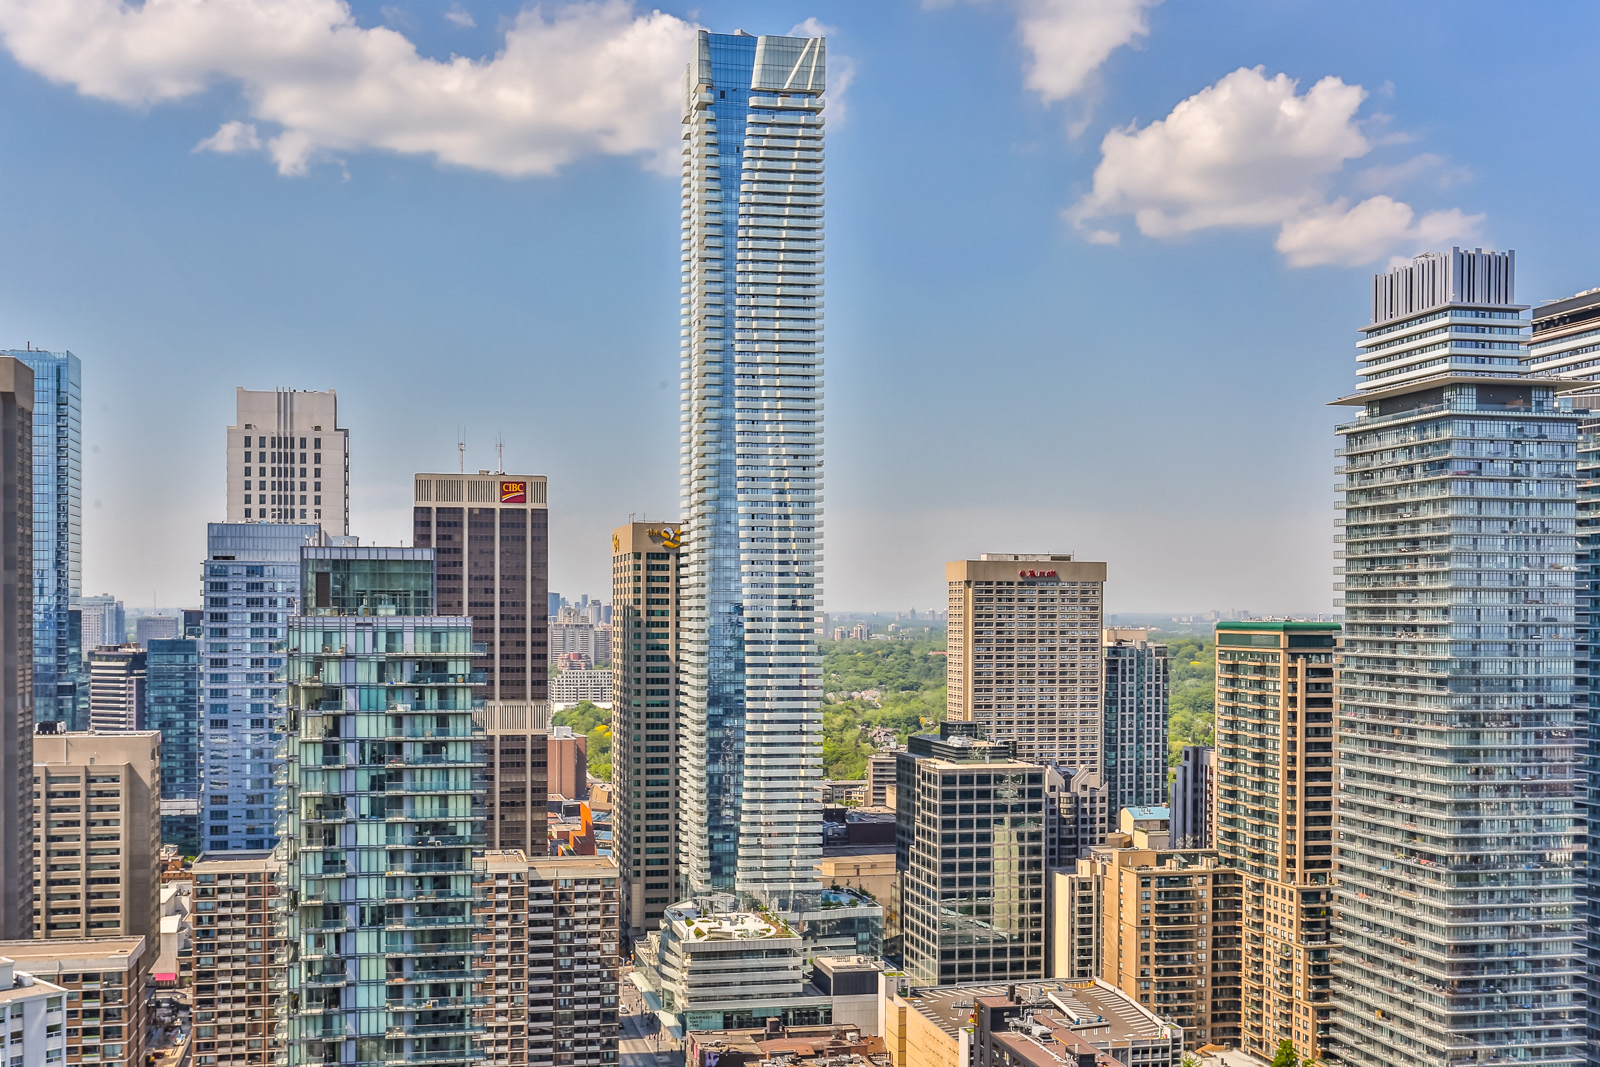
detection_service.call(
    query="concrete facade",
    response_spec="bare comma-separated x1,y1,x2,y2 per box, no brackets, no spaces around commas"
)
474,851,620,1067
190,850,281,1067
0,358,33,942
1214,622,1338,1061
611,521,683,943
0,937,149,1067
946,554,1107,766
32,730,162,944
226,388,348,533
1091,846,1242,1049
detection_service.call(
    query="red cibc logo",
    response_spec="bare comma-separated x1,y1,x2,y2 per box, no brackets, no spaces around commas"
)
500,481,527,504
1019,570,1058,578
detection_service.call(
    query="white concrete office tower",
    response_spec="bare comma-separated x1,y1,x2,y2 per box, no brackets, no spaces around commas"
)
1331,248,1584,1066
226,388,349,534
678,28,826,910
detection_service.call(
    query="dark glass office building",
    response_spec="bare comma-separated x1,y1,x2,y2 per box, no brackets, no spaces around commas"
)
895,724,1047,986
147,638,202,853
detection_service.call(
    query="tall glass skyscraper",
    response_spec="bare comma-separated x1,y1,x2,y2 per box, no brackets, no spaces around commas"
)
1330,249,1584,1066
3,349,82,728
277,547,483,1067
201,522,321,851
677,28,826,909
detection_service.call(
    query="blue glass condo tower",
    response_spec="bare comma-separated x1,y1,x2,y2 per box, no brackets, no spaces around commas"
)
677,29,826,910
201,522,320,851
3,349,82,728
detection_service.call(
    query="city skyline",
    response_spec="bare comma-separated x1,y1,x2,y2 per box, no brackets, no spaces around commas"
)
8,3,1600,615
0,9,1596,1066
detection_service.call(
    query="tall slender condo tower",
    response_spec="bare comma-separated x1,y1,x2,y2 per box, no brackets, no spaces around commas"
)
1330,249,1584,1066
1523,288,1600,1062
677,28,826,909
2,349,81,729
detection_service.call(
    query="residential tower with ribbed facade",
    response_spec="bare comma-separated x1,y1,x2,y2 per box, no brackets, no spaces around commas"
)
1330,248,1584,1066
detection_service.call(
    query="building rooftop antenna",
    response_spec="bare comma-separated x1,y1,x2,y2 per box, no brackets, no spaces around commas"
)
495,434,504,476
457,429,465,475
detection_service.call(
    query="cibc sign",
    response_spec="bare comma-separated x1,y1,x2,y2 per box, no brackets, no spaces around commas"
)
1019,569,1058,579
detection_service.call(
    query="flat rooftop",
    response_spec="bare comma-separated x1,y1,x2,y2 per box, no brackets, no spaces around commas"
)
1122,805,1170,822
0,965,68,1006
901,979,1172,1045
0,938,145,972
665,904,795,943
822,844,895,859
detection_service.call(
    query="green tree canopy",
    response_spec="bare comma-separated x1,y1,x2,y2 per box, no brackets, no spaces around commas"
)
819,637,947,779
553,701,612,781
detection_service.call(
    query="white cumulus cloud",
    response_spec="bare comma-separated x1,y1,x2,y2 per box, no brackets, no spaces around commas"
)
930,0,1158,104
1015,0,1158,103
1275,197,1481,268
444,5,475,29
193,119,261,155
0,0,699,177
1068,66,1481,266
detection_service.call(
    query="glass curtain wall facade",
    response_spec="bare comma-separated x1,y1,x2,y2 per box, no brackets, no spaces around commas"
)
678,29,826,909
893,726,1047,986
202,523,321,852
1102,632,1169,816
1523,289,1600,1063
277,547,484,1067
148,638,202,853
1330,249,1584,1066
4,349,82,728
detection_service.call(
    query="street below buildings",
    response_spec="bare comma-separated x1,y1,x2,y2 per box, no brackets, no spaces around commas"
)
619,974,683,1067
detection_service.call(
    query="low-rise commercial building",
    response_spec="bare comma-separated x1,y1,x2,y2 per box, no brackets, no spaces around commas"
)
886,979,1180,1067
684,1023,889,1067
645,898,840,1033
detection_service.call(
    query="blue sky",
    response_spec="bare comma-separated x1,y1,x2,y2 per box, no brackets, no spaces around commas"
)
0,0,1597,615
